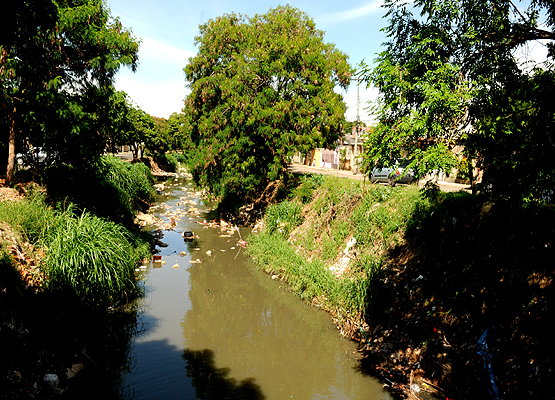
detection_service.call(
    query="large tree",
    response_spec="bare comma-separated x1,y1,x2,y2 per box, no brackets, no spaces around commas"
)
184,5,352,205
0,0,139,183
361,0,555,200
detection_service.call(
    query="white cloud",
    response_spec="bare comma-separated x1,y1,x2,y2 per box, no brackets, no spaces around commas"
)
114,36,196,118
115,73,190,118
139,37,197,66
318,0,383,24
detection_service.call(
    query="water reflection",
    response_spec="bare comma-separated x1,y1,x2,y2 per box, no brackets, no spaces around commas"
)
183,348,265,400
122,177,390,400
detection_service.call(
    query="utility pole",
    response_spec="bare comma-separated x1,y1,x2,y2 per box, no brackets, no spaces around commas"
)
353,78,360,174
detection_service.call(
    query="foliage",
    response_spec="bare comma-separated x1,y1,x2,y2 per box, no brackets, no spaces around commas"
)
0,196,150,307
248,175,424,322
166,112,191,152
43,155,155,222
264,200,303,237
419,179,442,203
455,157,472,182
183,5,352,205
1,0,140,182
42,209,147,306
360,0,555,202
290,174,324,204
155,152,180,173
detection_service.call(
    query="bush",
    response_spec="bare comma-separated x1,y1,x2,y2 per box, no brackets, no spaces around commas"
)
43,155,156,222
154,153,180,172
264,200,303,237
0,196,150,308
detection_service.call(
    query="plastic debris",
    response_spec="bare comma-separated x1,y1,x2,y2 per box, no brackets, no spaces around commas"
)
44,374,59,385
478,327,503,400
343,237,356,254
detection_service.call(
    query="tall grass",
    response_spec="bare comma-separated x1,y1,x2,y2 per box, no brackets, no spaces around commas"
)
247,176,426,324
43,155,156,222
43,210,148,306
264,200,303,237
99,155,156,215
0,195,150,307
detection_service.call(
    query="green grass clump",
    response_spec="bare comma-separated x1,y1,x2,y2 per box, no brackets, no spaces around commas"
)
43,155,156,222
98,155,156,215
290,174,324,204
265,200,303,237
43,210,148,306
0,196,150,308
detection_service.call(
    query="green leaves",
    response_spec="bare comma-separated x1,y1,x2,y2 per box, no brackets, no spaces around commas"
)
184,5,353,206
2,0,140,180
362,0,555,202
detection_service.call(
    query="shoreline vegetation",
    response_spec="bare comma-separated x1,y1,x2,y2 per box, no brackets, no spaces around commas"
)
0,155,160,398
1,158,553,399
246,174,554,400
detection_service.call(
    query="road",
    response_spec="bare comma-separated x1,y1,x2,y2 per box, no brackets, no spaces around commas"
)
287,163,472,193
113,153,471,193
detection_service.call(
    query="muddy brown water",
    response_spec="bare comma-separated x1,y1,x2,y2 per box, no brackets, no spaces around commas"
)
122,176,392,400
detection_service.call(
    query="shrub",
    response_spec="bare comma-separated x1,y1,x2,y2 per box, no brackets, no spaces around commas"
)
264,200,303,237
43,209,147,306
43,155,156,222
154,153,180,172
0,197,150,308
291,174,324,204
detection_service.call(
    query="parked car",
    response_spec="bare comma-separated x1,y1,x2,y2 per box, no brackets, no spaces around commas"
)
15,147,49,166
371,160,415,186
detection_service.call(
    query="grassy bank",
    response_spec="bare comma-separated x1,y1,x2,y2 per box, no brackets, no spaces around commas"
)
248,176,424,327
247,175,554,400
39,155,156,223
1,155,155,397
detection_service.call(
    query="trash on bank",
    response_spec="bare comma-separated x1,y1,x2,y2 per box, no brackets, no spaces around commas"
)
44,374,59,385
182,231,195,241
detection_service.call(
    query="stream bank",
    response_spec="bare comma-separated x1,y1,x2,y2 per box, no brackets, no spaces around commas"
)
247,175,555,400
120,175,392,399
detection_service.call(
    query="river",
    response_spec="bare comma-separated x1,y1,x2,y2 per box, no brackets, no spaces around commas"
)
121,176,392,400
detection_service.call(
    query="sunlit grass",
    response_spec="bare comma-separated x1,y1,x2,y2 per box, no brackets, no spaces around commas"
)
247,177,412,322
0,195,150,308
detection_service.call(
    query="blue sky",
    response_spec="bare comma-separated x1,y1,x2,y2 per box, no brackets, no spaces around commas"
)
109,0,389,123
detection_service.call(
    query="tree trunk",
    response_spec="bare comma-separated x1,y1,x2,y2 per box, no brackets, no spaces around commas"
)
468,157,475,195
5,106,16,186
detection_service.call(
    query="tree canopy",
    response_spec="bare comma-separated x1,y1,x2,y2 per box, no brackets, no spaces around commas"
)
183,5,352,205
361,0,555,201
1,0,139,183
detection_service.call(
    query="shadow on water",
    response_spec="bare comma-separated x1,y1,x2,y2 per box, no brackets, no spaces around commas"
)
182,348,265,400
121,338,265,400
